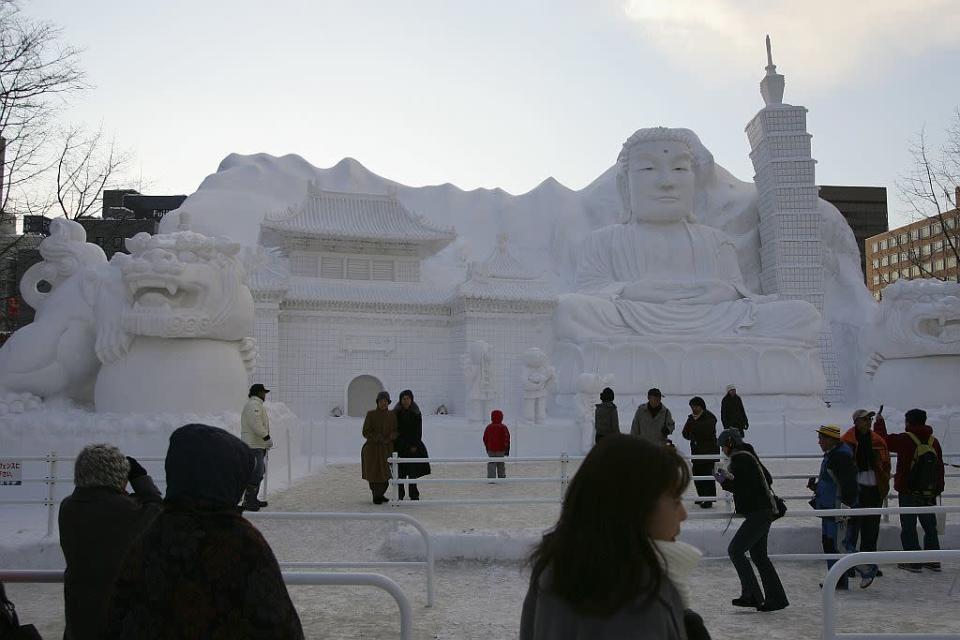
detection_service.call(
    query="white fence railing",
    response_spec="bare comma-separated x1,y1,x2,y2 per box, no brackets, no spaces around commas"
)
387,453,960,507
0,569,413,640
821,550,960,640
0,430,296,536
246,511,435,607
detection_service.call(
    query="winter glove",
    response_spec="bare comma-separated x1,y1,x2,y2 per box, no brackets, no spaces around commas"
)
126,456,147,481
806,476,817,492
263,435,274,450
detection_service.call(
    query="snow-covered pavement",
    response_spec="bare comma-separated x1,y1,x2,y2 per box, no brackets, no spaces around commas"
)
4,461,959,639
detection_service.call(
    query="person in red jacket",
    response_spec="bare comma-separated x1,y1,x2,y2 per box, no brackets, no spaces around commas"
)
873,408,945,572
483,410,511,480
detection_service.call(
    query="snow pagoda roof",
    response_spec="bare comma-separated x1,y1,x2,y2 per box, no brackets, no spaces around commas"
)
457,234,557,305
262,183,456,256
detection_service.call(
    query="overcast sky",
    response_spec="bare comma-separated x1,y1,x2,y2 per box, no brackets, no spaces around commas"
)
31,0,960,226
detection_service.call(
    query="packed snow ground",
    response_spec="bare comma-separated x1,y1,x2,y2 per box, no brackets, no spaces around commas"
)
5,461,959,639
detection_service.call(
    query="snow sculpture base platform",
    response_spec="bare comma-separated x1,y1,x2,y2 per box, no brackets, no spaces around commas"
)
553,336,825,406
95,338,249,415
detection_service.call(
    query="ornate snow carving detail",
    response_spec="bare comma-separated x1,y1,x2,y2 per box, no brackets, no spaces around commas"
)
0,215,257,415
865,280,960,373
864,279,960,408
520,347,555,424
462,339,495,422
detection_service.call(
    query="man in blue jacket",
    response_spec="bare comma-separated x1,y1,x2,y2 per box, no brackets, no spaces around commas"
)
807,424,859,590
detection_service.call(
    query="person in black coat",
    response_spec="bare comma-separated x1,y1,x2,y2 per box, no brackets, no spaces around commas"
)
393,390,431,500
593,387,619,444
681,397,719,508
58,444,162,639
720,384,749,436
714,429,788,612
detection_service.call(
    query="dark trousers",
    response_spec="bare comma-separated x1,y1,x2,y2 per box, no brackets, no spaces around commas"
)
728,511,788,605
244,448,267,505
899,494,940,555
397,467,419,500
692,459,717,501
369,481,389,502
844,484,882,576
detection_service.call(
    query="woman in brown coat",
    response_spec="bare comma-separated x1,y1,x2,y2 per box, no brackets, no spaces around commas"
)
362,390,398,504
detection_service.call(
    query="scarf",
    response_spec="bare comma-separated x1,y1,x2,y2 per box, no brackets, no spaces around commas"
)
653,539,702,608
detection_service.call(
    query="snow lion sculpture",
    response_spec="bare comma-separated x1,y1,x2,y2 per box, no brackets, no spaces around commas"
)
864,279,960,407
0,215,257,415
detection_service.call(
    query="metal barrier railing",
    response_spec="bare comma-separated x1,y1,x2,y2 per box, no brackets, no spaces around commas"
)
0,428,297,536
0,569,413,640
821,550,960,640
386,452,960,507
246,511,434,607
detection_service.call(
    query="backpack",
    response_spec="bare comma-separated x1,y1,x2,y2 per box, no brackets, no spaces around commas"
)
906,433,941,496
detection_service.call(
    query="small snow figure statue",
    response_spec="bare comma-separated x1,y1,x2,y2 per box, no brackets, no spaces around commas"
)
462,340,495,422
521,348,555,424
435,404,448,416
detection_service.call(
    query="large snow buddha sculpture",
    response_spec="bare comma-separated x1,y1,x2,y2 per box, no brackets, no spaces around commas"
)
554,128,825,400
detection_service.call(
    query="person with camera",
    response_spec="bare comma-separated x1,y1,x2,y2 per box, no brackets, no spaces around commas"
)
713,429,789,612
58,444,162,639
808,425,859,590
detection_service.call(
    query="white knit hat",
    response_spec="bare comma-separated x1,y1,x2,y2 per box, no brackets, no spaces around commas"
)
74,444,129,490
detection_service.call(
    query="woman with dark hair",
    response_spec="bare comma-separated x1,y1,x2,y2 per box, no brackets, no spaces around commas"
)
681,396,719,509
392,390,431,500
714,428,788,612
594,387,619,444
520,434,710,640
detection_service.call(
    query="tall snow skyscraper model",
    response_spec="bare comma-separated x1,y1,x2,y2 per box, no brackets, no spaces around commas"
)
746,36,842,401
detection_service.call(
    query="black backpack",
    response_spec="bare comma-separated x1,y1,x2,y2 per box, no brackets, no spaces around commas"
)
906,433,941,496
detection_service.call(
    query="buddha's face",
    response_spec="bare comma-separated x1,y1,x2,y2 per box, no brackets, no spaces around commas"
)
626,140,695,224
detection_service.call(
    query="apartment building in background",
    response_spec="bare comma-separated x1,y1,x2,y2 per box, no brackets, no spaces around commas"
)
818,185,888,282
864,187,960,299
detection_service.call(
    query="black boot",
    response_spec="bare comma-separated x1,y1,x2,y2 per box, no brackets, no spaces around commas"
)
242,486,261,511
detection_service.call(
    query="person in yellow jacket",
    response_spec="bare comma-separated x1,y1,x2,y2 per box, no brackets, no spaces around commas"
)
241,383,273,511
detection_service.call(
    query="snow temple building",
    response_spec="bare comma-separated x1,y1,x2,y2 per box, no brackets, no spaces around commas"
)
251,183,556,419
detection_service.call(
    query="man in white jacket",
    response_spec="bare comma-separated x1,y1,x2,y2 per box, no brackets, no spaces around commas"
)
241,383,273,511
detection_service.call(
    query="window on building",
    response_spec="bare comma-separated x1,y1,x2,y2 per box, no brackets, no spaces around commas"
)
933,240,943,252
911,265,920,277
873,291,881,301
890,253,899,264
932,222,942,234
935,259,945,271
899,233,908,244
921,226,931,238
911,229,920,241
871,258,879,269
948,256,958,268
890,236,899,247
112,237,122,248
900,252,908,262
872,274,880,285
891,271,899,281
879,239,888,250
922,261,932,272
922,244,931,256
881,256,889,266
946,217,957,230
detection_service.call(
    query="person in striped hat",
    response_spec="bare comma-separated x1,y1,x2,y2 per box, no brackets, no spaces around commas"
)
807,424,859,590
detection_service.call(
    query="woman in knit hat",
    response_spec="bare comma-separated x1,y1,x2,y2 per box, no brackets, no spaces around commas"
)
593,387,619,445
59,444,162,639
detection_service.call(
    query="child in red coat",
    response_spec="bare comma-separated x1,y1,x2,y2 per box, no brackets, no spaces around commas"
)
483,410,511,480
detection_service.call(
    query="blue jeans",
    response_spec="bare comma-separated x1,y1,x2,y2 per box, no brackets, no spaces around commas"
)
899,494,939,553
